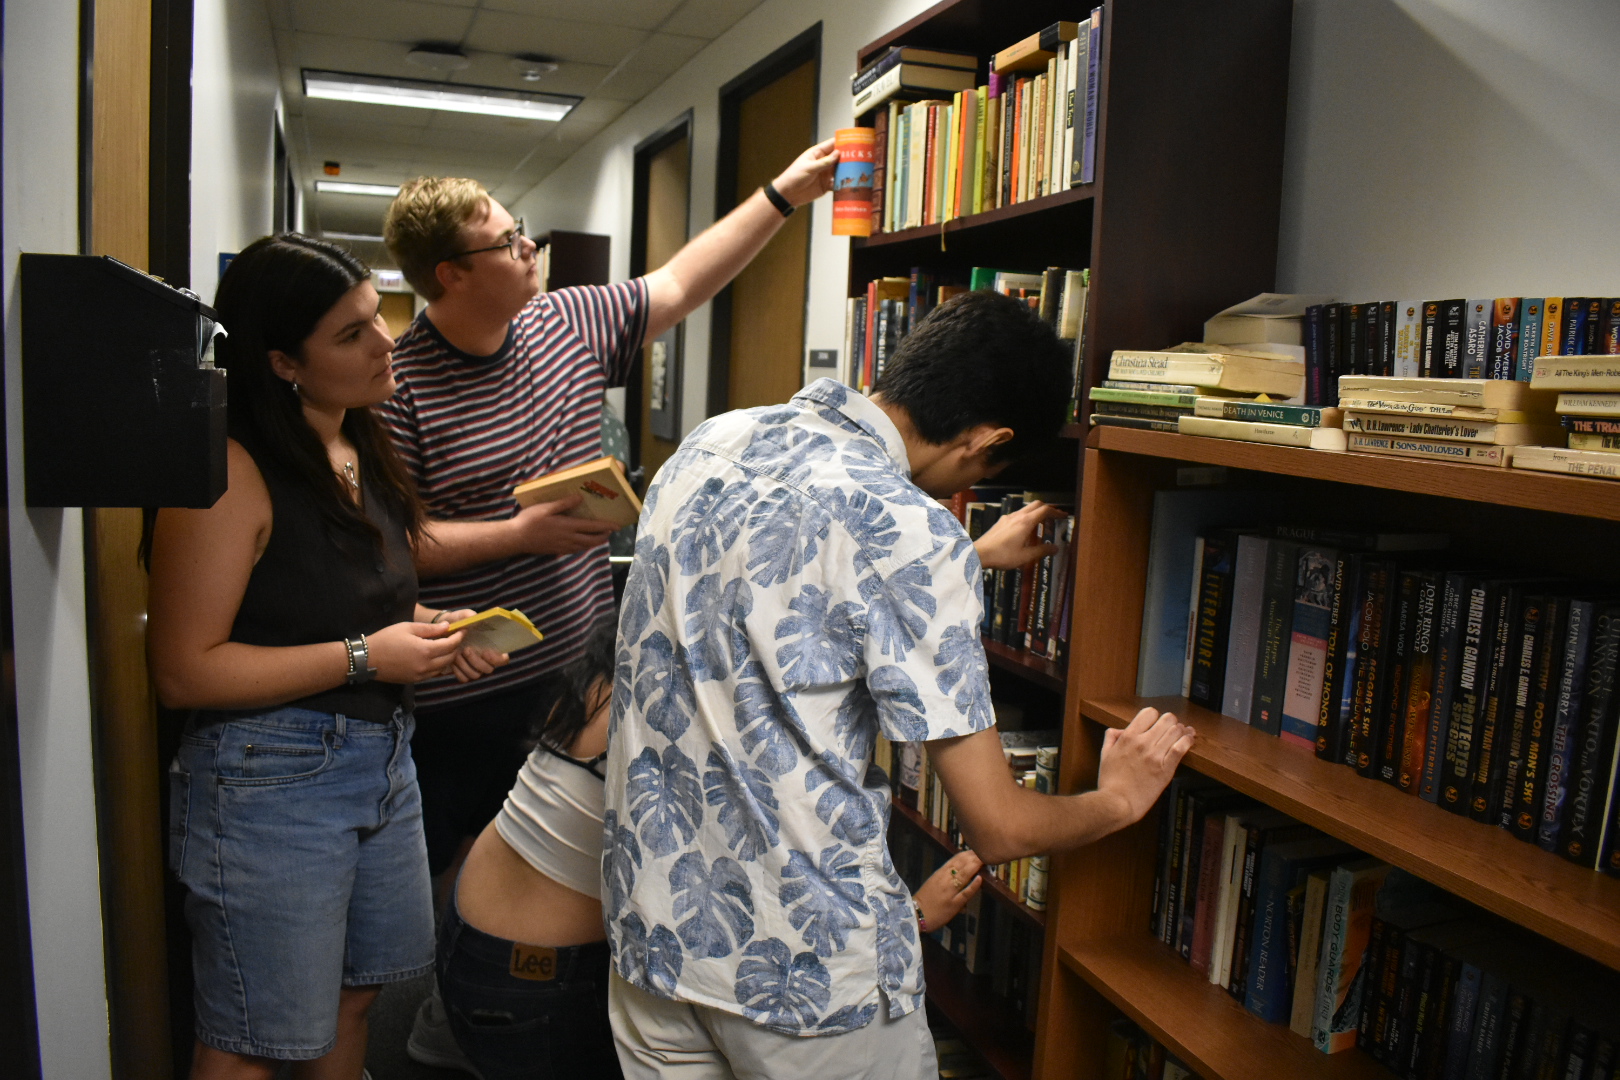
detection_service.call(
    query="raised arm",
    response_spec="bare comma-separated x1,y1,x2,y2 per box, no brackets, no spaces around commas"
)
926,706,1195,865
642,139,839,342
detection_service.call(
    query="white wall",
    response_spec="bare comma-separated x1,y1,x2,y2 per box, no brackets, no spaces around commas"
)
1277,0,1620,299
511,0,936,438
191,0,281,304
3,1,111,1077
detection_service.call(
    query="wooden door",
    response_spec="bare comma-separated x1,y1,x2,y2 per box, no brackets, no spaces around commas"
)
639,134,689,479
725,58,816,412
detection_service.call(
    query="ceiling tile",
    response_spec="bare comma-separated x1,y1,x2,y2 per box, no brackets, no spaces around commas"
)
463,10,647,67
481,0,684,32
288,0,475,45
452,52,613,98
589,32,707,101
660,0,763,40
304,97,436,130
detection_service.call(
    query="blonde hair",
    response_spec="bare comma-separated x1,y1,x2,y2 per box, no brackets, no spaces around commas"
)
383,176,490,300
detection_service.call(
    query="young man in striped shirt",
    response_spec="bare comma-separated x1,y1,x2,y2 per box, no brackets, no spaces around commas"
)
380,140,838,1069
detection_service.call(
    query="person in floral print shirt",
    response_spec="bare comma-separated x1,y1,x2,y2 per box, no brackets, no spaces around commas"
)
604,291,1195,1079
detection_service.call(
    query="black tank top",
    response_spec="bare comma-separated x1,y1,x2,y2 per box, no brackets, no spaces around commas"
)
227,444,419,722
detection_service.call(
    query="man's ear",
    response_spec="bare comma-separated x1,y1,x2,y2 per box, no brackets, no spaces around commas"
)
968,424,1014,459
434,258,462,298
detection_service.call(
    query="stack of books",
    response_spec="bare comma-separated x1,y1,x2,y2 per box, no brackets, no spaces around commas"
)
1515,354,1620,480
857,12,1105,234
1151,785,1620,1068
1302,296,1620,404
1337,375,1559,467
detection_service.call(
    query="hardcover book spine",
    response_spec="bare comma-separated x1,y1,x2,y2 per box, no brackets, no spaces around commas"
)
1344,303,1367,380
1223,536,1271,724
1305,304,1327,405
1363,302,1382,377
1377,571,1417,786
1537,598,1593,850
1420,301,1439,378
1189,813,1226,973
1226,824,1265,998
1280,547,1338,749
1421,573,1466,802
1562,296,1587,355
1250,541,1301,737
1189,533,1237,710
1584,296,1605,354
1441,960,1483,1080
1469,586,1523,823
1395,300,1422,379
1399,572,1439,794
1378,300,1397,376
1348,562,1394,778
1606,297,1620,354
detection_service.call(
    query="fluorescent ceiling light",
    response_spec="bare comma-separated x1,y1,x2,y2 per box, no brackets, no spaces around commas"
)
315,181,400,197
303,69,579,122
322,230,386,242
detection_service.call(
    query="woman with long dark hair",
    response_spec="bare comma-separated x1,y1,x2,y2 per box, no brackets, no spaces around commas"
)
148,234,506,1080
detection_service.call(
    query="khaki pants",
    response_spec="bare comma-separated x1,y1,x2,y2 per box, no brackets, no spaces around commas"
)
608,970,938,1080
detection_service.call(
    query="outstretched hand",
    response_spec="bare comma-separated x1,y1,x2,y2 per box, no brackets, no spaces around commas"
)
771,138,839,207
914,849,985,930
1097,707,1197,825
974,500,1067,570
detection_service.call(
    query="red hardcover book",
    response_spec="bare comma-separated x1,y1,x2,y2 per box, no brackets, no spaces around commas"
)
1188,812,1227,973
921,105,939,226
871,107,889,234
863,279,878,388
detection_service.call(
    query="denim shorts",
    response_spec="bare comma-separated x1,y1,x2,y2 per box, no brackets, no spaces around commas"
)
437,887,622,1079
169,706,435,1060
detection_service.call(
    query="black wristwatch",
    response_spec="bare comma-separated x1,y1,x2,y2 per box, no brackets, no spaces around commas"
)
762,181,794,218
344,634,377,684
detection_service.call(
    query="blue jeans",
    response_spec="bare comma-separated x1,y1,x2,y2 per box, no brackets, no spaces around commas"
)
438,888,623,1079
169,706,434,1060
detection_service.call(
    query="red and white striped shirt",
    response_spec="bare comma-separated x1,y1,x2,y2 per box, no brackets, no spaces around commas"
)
379,280,648,710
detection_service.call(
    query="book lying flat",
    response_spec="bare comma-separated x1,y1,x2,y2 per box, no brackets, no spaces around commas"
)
1512,445,1620,480
1556,393,1620,416
446,607,544,653
512,455,642,527
1345,433,1513,467
1342,412,1563,445
1179,415,1346,451
1109,349,1304,396
1531,356,1620,391
1335,395,1540,422
1336,376,1555,412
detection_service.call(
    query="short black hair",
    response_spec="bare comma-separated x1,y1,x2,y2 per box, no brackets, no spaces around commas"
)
872,289,1072,462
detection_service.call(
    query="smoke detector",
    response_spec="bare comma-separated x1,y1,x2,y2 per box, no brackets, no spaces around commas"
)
511,54,560,81
406,44,470,73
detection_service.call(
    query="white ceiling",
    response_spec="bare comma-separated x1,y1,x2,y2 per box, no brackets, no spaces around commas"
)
265,0,763,249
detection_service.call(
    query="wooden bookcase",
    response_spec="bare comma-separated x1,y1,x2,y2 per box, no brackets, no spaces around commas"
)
847,2,1295,1077
1045,431,1620,1080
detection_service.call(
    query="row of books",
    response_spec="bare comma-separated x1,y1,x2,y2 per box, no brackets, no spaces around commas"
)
1514,358,1620,481
1105,1018,1202,1080
1150,782,1620,1072
951,487,1076,660
856,14,1103,234
879,729,1060,912
1299,298,1620,405
1164,516,1620,874
887,814,1046,1029
842,266,1087,396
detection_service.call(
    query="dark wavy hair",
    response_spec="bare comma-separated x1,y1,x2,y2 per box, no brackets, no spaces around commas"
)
532,620,618,754
212,233,425,551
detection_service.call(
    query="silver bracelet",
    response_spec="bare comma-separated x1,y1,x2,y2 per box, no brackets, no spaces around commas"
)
344,634,376,684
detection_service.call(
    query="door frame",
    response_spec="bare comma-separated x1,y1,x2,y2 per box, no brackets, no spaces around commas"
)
706,23,821,419
627,109,693,468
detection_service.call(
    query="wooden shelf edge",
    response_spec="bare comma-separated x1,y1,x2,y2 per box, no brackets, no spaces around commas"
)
1057,936,1387,1080
982,638,1067,693
923,936,1035,1080
891,798,1048,929
853,186,1096,250
1092,427,1620,522
1080,695,1620,971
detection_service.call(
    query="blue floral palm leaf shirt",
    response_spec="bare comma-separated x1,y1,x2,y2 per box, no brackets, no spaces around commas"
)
603,378,993,1036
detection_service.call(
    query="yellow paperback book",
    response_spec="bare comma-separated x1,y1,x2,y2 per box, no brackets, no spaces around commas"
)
447,607,545,654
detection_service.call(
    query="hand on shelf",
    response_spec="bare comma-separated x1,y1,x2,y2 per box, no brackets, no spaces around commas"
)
1097,707,1196,827
772,137,839,207
974,500,1066,569
914,849,985,930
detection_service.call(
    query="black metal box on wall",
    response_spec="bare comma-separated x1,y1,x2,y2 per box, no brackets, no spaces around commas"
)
22,254,226,508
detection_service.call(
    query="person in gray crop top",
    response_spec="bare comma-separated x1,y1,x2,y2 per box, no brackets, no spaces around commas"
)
427,621,990,1080
148,235,508,1079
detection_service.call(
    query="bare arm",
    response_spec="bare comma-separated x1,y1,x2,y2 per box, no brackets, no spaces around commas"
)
927,707,1195,865
148,440,468,709
412,494,618,578
643,139,839,341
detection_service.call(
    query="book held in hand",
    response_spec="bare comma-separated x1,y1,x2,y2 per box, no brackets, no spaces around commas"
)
446,607,545,653
512,455,642,527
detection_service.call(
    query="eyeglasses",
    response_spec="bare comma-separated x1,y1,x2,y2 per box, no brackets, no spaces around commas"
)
445,217,527,262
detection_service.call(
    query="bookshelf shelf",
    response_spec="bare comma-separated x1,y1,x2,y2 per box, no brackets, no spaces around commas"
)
852,186,1095,252
983,639,1067,694
1056,936,1387,1080
922,936,1035,1080
1092,426,1620,523
1079,695,1620,972
892,797,1048,930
